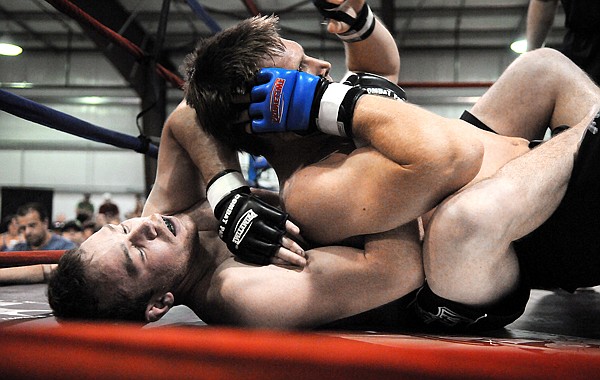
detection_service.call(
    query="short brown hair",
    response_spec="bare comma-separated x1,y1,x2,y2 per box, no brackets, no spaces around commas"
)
47,248,152,322
183,16,285,156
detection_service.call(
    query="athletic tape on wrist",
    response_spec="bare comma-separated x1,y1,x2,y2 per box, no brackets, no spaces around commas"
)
206,171,247,211
337,5,375,42
317,83,354,137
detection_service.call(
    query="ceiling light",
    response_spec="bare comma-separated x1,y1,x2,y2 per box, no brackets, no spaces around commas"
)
510,39,527,54
0,42,22,56
79,96,107,105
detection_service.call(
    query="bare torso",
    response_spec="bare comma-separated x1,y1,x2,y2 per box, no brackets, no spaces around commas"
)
281,117,531,244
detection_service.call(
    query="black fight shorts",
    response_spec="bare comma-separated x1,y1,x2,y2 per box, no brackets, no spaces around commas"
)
514,128,600,292
413,281,530,333
317,289,421,332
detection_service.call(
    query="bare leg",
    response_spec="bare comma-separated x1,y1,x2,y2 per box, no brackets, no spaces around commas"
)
424,105,598,306
471,48,600,140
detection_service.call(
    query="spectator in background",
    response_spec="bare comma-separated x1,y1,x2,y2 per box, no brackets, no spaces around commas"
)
125,193,145,219
98,192,120,224
50,221,65,235
75,193,94,223
9,202,76,251
61,220,85,247
527,0,600,83
82,220,98,241
0,214,24,251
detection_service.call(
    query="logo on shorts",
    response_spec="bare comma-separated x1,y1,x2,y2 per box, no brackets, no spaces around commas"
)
270,78,285,123
418,306,487,327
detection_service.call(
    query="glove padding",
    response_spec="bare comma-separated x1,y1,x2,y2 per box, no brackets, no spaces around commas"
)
344,72,406,101
249,68,366,137
216,191,287,265
313,0,375,42
250,68,323,134
207,170,288,265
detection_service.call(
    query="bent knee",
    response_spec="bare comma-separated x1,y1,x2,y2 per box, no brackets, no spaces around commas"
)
428,186,506,245
520,47,569,66
424,179,521,275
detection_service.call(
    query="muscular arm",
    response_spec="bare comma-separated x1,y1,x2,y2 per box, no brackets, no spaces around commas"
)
526,0,559,51
143,101,241,216
208,221,423,328
352,96,483,173
283,97,484,244
334,0,400,81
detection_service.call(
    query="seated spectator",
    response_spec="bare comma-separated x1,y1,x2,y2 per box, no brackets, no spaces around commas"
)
0,214,24,251
61,220,85,247
9,202,76,251
50,221,65,235
125,193,144,219
75,193,94,223
82,220,98,241
98,193,120,224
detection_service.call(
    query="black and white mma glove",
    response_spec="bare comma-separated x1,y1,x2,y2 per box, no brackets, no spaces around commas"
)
207,170,287,265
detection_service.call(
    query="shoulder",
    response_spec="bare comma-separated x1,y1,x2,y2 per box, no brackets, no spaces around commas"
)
204,260,298,322
47,234,76,250
165,101,197,134
9,242,28,251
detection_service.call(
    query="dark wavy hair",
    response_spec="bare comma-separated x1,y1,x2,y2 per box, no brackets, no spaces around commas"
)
182,15,285,156
16,202,48,222
47,248,153,322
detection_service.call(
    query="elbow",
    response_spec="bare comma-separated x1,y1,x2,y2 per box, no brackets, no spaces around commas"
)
441,138,484,191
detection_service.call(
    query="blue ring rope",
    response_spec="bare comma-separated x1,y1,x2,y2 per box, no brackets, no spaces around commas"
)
185,0,222,33
0,89,158,158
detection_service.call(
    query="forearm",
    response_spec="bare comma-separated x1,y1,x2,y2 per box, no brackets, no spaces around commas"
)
526,0,559,51
307,222,424,326
177,119,241,183
320,0,400,81
352,96,484,188
344,17,400,80
0,264,55,285
220,222,423,329
145,102,241,216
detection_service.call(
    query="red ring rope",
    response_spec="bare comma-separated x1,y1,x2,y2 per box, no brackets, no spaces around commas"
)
0,250,65,268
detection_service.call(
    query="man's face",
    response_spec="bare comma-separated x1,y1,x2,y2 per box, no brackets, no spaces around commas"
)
271,39,333,81
80,214,197,303
16,211,48,247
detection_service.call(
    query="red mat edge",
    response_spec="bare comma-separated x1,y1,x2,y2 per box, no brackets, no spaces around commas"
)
1,323,599,379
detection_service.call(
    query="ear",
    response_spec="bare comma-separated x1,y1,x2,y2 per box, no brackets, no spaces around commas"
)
145,292,174,322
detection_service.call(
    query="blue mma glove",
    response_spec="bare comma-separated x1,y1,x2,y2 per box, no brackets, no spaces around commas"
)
249,68,366,138
344,72,407,101
250,68,322,134
207,170,287,265
313,0,376,42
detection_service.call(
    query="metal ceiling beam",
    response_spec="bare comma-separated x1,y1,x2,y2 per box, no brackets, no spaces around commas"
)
65,0,173,195
65,0,175,93
0,5,62,53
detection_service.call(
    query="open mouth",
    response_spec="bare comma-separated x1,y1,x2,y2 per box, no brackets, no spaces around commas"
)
162,217,176,236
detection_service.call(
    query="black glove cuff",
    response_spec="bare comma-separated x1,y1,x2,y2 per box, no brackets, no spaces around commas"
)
343,72,407,101
338,86,368,138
